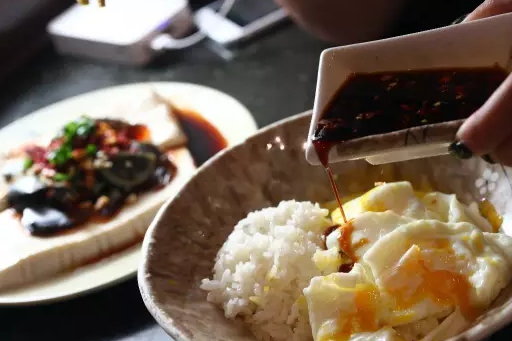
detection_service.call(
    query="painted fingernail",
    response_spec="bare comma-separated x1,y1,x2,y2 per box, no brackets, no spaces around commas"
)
451,14,468,25
449,141,473,159
482,154,496,164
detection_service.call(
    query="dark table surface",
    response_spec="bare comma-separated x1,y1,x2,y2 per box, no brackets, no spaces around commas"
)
0,24,329,341
0,20,511,341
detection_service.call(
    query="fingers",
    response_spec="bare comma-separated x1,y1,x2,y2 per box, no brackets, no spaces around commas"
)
456,73,512,156
451,0,512,164
491,134,512,166
464,0,512,21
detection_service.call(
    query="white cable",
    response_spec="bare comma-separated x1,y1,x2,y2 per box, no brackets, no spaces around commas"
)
150,0,236,51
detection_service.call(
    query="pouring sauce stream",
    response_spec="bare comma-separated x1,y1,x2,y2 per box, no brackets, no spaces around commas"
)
313,139,347,223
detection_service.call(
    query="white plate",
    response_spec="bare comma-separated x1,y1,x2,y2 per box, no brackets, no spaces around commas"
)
0,82,257,306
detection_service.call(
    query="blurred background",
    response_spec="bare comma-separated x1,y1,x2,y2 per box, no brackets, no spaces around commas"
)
0,0,483,129
0,1,501,341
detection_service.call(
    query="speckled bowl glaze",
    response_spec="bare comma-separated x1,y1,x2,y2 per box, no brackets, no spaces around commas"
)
138,111,512,341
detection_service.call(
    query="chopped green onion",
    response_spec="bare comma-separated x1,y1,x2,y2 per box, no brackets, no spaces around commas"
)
48,144,73,166
64,122,79,140
77,126,89,136
48,117,96,166
76,116,95,137
86,144,98,156
23,158,34,170
59,116,95,142
54,172,70,182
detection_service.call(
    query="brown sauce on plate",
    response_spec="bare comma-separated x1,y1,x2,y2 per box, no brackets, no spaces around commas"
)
175,108,228,166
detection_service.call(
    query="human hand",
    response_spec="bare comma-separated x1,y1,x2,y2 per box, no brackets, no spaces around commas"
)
450,0,512,166
464,0,512,22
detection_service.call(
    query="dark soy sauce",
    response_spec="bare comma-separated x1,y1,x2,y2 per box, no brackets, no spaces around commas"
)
175,108,228,166
313,67,508,143
313,139,348,223
313,66,509,225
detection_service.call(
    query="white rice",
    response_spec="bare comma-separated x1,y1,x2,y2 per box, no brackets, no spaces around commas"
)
200,201,332,341
201,200,460,341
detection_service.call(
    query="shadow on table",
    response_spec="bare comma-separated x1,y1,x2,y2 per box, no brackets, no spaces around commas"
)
0,278,161,341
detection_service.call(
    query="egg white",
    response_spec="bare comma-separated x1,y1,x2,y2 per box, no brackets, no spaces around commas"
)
306,182,512,341
331,182,493,231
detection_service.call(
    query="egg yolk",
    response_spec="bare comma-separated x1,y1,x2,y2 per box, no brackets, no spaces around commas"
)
320,284,380,341
322,184,499,341
381,243,477,320
479,199,503,233
321,242,477,341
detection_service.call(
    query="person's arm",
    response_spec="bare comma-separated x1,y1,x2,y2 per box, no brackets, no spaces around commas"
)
274,0,406,44
451,0,512,166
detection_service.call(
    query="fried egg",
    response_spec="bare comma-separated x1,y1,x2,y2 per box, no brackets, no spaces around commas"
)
331,182,492,232
304,264,382,341
306,182,512,341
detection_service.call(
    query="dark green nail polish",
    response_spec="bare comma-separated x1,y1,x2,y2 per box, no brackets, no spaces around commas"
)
449,141,473,159
482,154,496,164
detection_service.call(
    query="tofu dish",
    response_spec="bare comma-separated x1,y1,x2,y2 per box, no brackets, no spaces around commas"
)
201,181,512,341
0,91,196,291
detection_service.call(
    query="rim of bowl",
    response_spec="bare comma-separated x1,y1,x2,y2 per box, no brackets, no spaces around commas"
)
138,111,312,340
137,109,512,341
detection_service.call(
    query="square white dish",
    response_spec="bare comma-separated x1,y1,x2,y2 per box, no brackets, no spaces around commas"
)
305,13,512,166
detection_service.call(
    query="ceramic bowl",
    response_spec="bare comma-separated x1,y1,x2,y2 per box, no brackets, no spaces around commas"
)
138,111,512,341
305,12,512,166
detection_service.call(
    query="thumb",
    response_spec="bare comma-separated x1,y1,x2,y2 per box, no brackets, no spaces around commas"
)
456,72,512,156
464,0,512,21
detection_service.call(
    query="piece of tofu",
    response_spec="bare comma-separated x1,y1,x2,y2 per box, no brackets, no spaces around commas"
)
0,90,189,211
0,91,196,291
0,147,195,291
104,90,188,150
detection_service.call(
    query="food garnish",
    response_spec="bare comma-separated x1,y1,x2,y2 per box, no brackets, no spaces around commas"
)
3,116,176,236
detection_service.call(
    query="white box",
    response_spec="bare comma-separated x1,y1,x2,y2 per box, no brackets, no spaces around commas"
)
47,0,191,65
